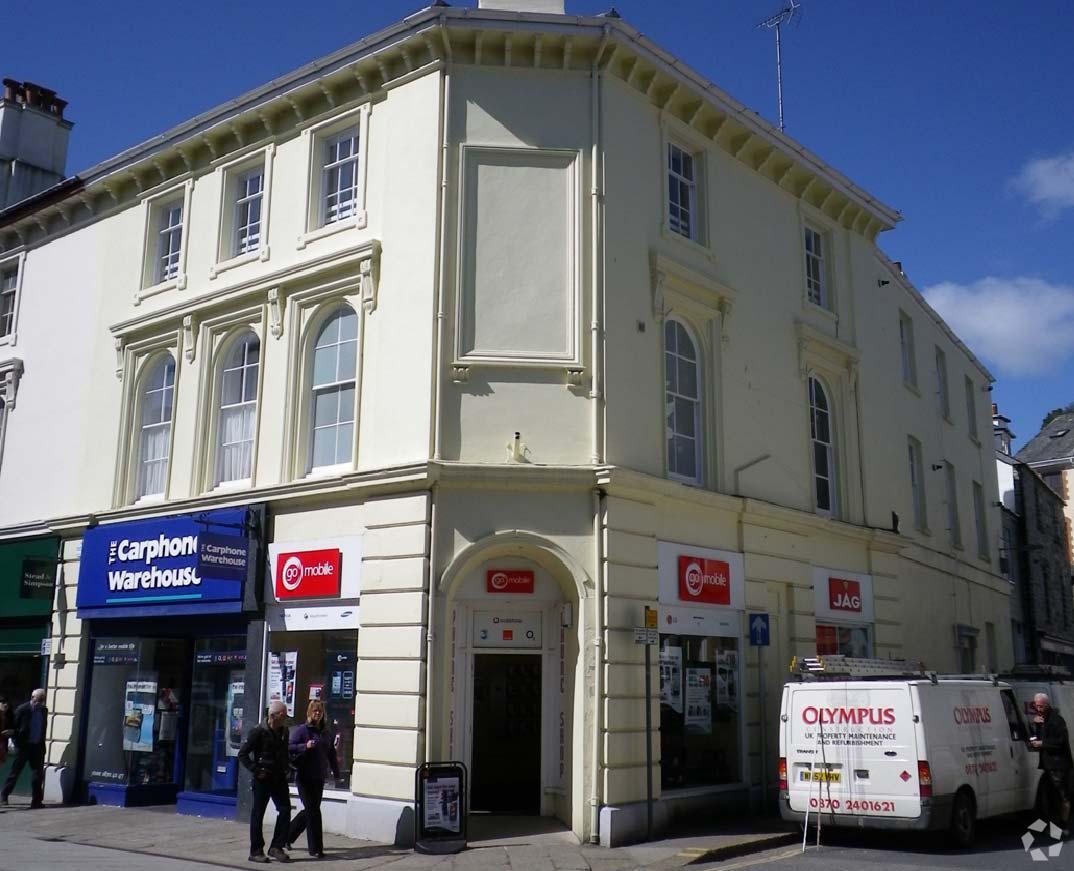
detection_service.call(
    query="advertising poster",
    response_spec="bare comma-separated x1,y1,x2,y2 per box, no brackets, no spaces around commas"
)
123,679,158,752
684,667,712,734
227,673,245,756
422,774,461,833
717,650,739,711
660,646,683,714
268,652,298,717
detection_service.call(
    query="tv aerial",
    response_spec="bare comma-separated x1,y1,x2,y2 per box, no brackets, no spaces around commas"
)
755,0,800,132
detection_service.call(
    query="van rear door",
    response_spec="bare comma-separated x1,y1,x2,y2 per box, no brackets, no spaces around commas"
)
785,682,921,820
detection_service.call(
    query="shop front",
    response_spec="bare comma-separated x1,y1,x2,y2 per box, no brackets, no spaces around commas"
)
0,536,58,794
657,541,745,794
264,535,361,827
812,566,874,658
75,506,263,816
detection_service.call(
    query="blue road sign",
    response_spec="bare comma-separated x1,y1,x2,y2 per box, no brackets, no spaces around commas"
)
748,612,770,647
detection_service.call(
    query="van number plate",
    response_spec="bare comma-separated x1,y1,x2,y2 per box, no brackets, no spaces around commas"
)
800,770,841,783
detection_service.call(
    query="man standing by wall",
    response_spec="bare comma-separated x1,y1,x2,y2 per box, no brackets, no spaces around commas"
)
238,700,292,863
1031,692,1074,835
0,688,47,808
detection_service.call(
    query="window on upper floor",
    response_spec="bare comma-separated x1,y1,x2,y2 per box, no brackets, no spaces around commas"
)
309,306,358,473
232,166,264,257
1000,525,1014,582
667,142,699,242
809,376,837,517
215,332,260,486
934,346,950,420
908,436,927,531
973,480,988,560
965,376,978,441
0,265,17,339
154,200,184,285
944,460,961,547
664,318,703,484
322,129,360,227
898,311,917,387
803,225,829,309
137,355,176,499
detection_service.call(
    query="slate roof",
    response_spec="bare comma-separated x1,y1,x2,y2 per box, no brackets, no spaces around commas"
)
1017,412,1074,466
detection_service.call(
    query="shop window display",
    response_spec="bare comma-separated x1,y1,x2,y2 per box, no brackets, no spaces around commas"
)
816,624,871,658
84,638,188,787
266,629,357,790
184,636,247,794
659,634,740,789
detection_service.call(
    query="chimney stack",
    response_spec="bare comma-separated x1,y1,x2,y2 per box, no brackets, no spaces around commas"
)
0,78,73,209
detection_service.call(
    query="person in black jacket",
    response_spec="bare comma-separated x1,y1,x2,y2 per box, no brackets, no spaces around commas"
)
1030,693,1073,834
0,689,47,808
238,701,292,863
287,700,340,858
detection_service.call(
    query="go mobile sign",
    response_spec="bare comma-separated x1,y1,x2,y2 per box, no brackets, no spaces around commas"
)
657,541,744,612
275,548,342,600
486,569,534,594
268,536,361,603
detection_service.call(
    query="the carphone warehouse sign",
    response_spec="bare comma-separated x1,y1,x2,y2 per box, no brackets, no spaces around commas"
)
78,507,253,617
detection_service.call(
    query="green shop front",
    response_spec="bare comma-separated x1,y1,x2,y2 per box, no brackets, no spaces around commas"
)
0,536,58,794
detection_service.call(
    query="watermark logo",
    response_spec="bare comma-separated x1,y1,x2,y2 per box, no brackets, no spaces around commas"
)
1022,819,1064,862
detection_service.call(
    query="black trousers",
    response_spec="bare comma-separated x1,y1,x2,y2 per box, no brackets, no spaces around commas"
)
1,743,45,806
250,777,291,854
288,777,325,853
1044,769,1073,825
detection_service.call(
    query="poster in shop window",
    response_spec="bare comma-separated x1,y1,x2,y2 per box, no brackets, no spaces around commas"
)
684,667,712,734
268,652,298,717
123,679,158,752
227,673,245,756
422,774,461,833
716,650,738,712
660,646,683,714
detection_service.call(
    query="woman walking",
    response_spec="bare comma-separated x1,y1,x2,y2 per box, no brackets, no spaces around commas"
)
288,700,340,858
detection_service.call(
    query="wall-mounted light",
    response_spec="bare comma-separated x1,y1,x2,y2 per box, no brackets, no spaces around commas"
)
877,279,891,287
931,464,944,472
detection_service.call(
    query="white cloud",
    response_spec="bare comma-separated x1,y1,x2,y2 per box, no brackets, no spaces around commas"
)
1011,151,1074,217
923,277,1074,377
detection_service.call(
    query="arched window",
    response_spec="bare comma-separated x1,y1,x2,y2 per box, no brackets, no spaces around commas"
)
310,306,357,471
137,355,176,498
216,332,260,485
808,376,836,516
665,319,702,483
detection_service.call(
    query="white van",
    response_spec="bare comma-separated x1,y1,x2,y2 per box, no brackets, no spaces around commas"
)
779,674,1040,845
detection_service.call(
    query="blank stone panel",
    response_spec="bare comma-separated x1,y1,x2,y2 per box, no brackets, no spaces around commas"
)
459,147,577,360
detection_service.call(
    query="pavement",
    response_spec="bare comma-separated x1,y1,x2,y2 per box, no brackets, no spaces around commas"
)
0,796,798,870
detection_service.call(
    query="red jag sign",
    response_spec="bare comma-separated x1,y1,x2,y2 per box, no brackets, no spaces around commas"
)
828,577,863,613
486,569,535,594
677,556,731,605
275,549,342,600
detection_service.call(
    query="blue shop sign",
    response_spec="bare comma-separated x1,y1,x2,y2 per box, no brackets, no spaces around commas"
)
78,507,252,618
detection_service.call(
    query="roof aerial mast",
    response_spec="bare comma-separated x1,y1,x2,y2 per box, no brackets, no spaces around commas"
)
755,0,800,132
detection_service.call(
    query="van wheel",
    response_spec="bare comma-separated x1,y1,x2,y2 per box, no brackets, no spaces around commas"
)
948,789,976,848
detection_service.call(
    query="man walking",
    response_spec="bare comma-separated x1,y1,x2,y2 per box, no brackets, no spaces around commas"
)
0,688,47,809
239,700,292,863
1030,692,1074,835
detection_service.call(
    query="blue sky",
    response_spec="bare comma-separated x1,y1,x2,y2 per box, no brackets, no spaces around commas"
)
9,1,1072,446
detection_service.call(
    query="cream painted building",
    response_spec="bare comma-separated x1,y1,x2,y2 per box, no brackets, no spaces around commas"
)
0,0,1008,848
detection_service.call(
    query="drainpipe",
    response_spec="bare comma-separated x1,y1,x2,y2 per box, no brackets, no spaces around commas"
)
431,20,453,462
590,26,609,466
423,483,440,761
590,487,607,843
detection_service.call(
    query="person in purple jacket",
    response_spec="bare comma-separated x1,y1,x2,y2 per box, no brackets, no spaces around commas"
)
287,700,339,858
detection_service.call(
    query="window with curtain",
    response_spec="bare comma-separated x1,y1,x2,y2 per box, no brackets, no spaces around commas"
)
137,356,175,499
809,376,835,516
216,333,260,485
310,307,357,471
664,319,702,484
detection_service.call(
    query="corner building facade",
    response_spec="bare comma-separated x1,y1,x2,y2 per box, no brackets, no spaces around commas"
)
0,1,1008,847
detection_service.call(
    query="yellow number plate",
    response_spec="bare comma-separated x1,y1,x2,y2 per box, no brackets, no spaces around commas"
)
800,770,841,783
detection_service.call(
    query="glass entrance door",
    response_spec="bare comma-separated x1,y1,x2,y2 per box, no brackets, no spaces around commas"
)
470,654,541,814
